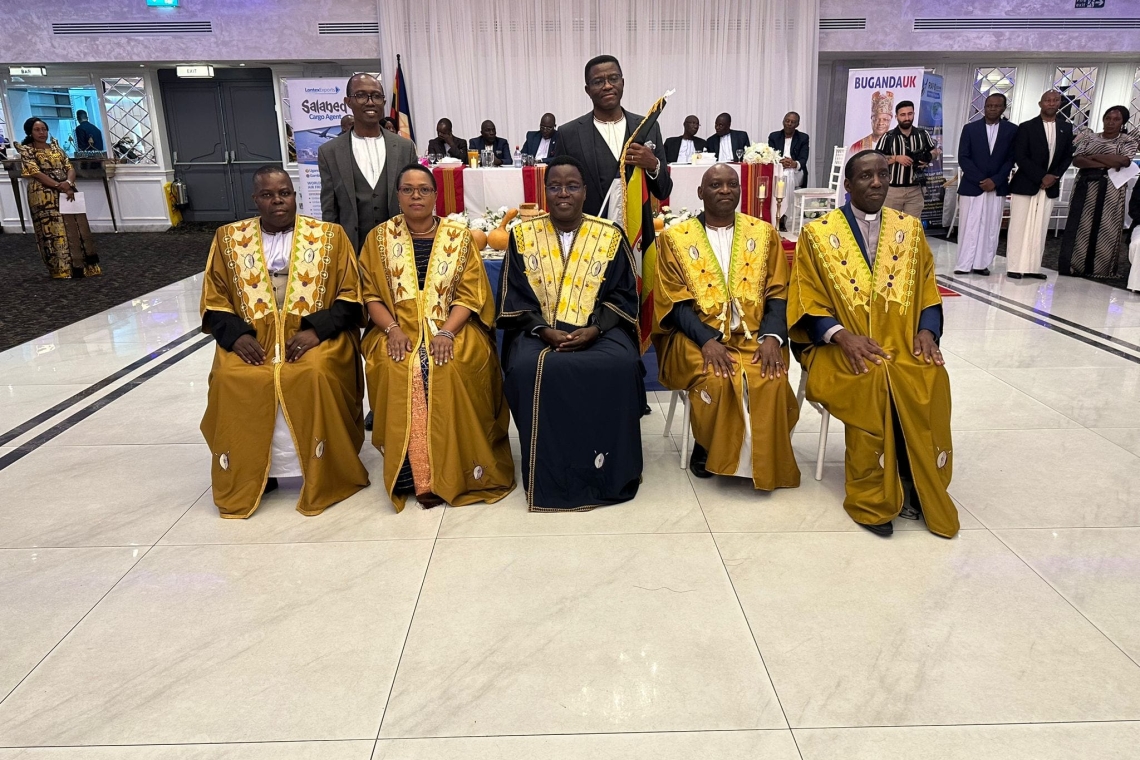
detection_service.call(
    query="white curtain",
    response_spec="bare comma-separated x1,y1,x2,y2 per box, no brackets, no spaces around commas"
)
378,0,819,156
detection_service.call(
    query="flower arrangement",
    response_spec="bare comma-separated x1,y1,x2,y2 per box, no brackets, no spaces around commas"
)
741,142,782,165
465,206,524,233
656,205,695,229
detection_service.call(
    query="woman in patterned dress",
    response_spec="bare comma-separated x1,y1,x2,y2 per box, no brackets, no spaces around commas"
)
1059,106,1140,279
18,118,101,279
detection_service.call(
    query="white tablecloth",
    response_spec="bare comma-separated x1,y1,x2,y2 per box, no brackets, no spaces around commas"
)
665,163,738,214
462,167,527,215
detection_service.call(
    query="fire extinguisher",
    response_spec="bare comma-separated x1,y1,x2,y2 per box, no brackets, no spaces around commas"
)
171,177,190,208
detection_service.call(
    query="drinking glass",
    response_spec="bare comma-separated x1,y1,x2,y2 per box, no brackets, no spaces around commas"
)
735,149,744,162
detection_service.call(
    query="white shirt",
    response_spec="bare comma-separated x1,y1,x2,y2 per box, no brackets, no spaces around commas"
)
781,136,800,169
677,138,697,164
557,230,574,264
717,135,734,163
1043,120,1057,166
263,227,295,273
351,132,386,188
705,223,784,345
985,121,999,152
594,117,626,160
535,137,551,161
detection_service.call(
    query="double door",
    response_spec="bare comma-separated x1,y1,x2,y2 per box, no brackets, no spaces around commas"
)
159,68,282,222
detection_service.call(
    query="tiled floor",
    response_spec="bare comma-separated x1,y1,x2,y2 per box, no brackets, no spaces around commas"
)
1,241,1139,758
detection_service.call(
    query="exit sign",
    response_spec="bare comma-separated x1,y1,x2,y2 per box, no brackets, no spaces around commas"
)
147,0,179,6
1074,0,1105,7
9,66,47,76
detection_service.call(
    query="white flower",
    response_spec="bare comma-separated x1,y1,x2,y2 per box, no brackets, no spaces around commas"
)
742,142,782,165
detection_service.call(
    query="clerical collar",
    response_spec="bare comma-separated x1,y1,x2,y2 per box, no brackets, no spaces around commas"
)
851,206,878,222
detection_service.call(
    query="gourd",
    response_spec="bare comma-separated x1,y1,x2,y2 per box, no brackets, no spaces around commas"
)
487,208,519,251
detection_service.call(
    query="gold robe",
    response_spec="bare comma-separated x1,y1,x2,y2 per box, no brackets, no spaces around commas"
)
199,215,369,518
789,207,958,537
359,216,514,511
653,214,800,490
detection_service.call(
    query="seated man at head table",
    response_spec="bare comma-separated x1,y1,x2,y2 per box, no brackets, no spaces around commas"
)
199,166,369,518
521,113,559,162
469,120,513,166
768,111,810,230
664,115,707,164
497,155,643,511
426,118,468,160
789,150,958,539
653,163,800,489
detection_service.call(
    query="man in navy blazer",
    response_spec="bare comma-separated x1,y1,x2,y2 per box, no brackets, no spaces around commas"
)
521,113,558,162
954,93,1018,275
469,120,512,166
769,111,810,229
705,113,751,163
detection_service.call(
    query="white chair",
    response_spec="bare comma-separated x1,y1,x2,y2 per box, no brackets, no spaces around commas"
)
662,390,691,470
793,146,845,233
1048,169,1077,237
793,369,830,481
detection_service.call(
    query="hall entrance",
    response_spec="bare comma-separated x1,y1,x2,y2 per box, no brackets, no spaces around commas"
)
158,68,281,223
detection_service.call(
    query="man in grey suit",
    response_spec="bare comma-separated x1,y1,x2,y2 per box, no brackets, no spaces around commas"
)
317,73,417,255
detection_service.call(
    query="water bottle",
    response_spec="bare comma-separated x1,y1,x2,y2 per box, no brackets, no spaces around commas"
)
512,145,523,167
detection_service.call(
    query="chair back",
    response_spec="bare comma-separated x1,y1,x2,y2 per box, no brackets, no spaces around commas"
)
828,146,846,191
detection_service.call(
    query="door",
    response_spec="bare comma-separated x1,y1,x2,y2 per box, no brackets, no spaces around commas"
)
159,68,282,223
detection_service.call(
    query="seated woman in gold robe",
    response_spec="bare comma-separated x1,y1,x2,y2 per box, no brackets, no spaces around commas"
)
359,164,514,510
200,167,369,518
653,164,800,490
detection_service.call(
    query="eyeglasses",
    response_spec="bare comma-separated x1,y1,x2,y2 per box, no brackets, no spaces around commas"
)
350,91,385,103
398,186,436,197
587,74,622,88
255,190,295,201
545,183,584,195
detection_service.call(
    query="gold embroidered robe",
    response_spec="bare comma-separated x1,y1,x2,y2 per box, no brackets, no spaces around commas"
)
653,214,800,490
789,207,958,537
199,215,369,518
359,216,514,511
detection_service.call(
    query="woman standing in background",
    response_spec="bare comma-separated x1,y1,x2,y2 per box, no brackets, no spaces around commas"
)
18,117,101,279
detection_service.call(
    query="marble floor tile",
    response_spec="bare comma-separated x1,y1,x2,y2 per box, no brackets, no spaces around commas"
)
438,435,707,538
0,444,212,548
0,342,156,386
47,378,208,446
0,541,433,746
379,533,786,737
795,722,1140,760
1092,427,1140,456
991,366,1140,429
997,527,1140,661
940,328,1133,369
950,429,1140,528
0,547,141,698
0,383,89,434
161,447,443,545
692,462,982,534
373,730,801,759
716,530,1140,728
945,367,1080,430
0,742,375,759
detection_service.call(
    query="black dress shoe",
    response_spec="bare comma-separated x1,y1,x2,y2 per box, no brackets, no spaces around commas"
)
779,215,788,232
364,411,374,431
971,268,990,276
859,520,893,536
953,269,970,275
1007,272,1023,279
263,477,279,495
689,443,714,478
1024,272,1048,279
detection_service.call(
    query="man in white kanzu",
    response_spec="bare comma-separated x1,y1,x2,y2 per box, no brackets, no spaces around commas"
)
953,93,1018,276
1005,90,1075,280
767,111,810,230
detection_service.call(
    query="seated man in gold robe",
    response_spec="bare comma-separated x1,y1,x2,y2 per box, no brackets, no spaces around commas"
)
199,166,369,518
653,163,800,490
789,150,958,538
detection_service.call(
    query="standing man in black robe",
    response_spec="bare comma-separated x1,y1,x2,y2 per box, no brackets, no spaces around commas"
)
551,55,672,219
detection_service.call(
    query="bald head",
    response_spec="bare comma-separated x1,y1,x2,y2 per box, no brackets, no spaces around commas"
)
1039,89,1063,119
697,163,741,221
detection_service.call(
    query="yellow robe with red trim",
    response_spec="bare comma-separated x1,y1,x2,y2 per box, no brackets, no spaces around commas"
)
199,215,369,518
789,207,958,537
652,214,800,490
359,215,514,511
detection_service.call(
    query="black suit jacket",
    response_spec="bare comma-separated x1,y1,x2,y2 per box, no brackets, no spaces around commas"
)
956,119,1018,197
551,109,672,217
767,130,810,187
469,136,512,164
427,136,468,160
1009,116,1075,199
704,130,751,161
521,129,559,160
664,135,707,164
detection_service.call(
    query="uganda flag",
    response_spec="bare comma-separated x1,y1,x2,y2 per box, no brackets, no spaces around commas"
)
619,91,671,354
390,55,415,143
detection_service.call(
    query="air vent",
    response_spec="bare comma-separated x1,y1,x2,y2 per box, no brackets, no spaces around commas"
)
914,17,1140,31
318,22,379,35
821,18,866,31
52,21,212,35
